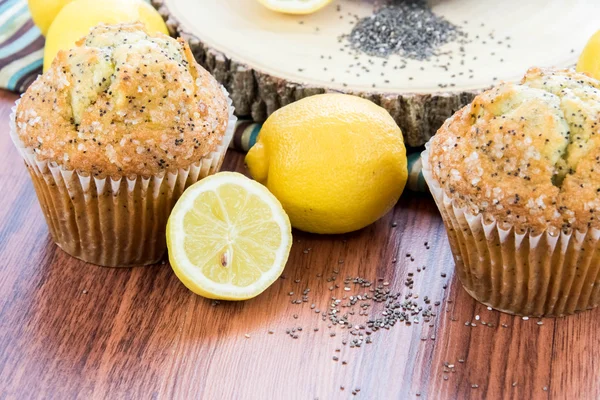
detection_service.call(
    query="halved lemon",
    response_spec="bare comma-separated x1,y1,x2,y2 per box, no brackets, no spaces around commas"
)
167,172,292,300
256,0,332,15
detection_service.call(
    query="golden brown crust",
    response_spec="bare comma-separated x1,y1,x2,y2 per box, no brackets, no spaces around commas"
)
15,23,228,177
428,67,600,234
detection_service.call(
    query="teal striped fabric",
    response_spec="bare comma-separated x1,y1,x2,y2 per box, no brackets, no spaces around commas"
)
0,0,43,93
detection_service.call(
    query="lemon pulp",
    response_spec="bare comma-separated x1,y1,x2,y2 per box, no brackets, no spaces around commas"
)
167,172,292,300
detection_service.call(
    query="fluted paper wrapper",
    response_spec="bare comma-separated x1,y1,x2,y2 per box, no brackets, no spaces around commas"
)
10,88,237,267
422,143,600,317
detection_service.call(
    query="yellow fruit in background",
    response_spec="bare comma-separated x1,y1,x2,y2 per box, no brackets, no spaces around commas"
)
43,0,168,71
256,0,332,15
245,94,408,234
28,0,74,36
577,30,600,80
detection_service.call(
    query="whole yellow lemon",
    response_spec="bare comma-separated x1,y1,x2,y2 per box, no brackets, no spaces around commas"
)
28,0,75,36
43,0,168,71
245,94,408,234
577,30,600,80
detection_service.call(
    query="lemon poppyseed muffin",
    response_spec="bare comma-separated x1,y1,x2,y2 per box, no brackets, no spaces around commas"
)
10,23,235,266
15,23,229,178
423,68,600,316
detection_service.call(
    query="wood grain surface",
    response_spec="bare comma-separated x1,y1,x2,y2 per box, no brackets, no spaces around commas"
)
0,89,598,400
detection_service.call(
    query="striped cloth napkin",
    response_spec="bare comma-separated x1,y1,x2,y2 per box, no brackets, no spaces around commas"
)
0,0,428,192
0,0,43,93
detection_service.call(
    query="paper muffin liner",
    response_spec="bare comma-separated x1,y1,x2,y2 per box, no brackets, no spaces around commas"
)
9,87,237,267
422,143,600,317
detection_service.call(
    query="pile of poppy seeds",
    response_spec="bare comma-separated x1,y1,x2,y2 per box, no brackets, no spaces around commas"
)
347,0,463,60
294,1,518,90
232,227,549,397
258,235,449,398
280,250,444,346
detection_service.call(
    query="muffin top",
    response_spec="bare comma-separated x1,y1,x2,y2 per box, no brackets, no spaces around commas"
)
428,67,600,235
15,23,228,177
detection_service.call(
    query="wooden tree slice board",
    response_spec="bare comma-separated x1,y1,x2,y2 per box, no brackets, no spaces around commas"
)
151,0,598,146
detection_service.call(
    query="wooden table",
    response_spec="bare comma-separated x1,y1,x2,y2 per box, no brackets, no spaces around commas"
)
0,89,598,400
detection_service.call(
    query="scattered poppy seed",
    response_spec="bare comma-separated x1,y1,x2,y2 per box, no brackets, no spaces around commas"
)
346,1,462,60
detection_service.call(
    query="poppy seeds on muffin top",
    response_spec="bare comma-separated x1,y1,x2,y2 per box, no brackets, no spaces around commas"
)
15,23,228,178
428,68,600,235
